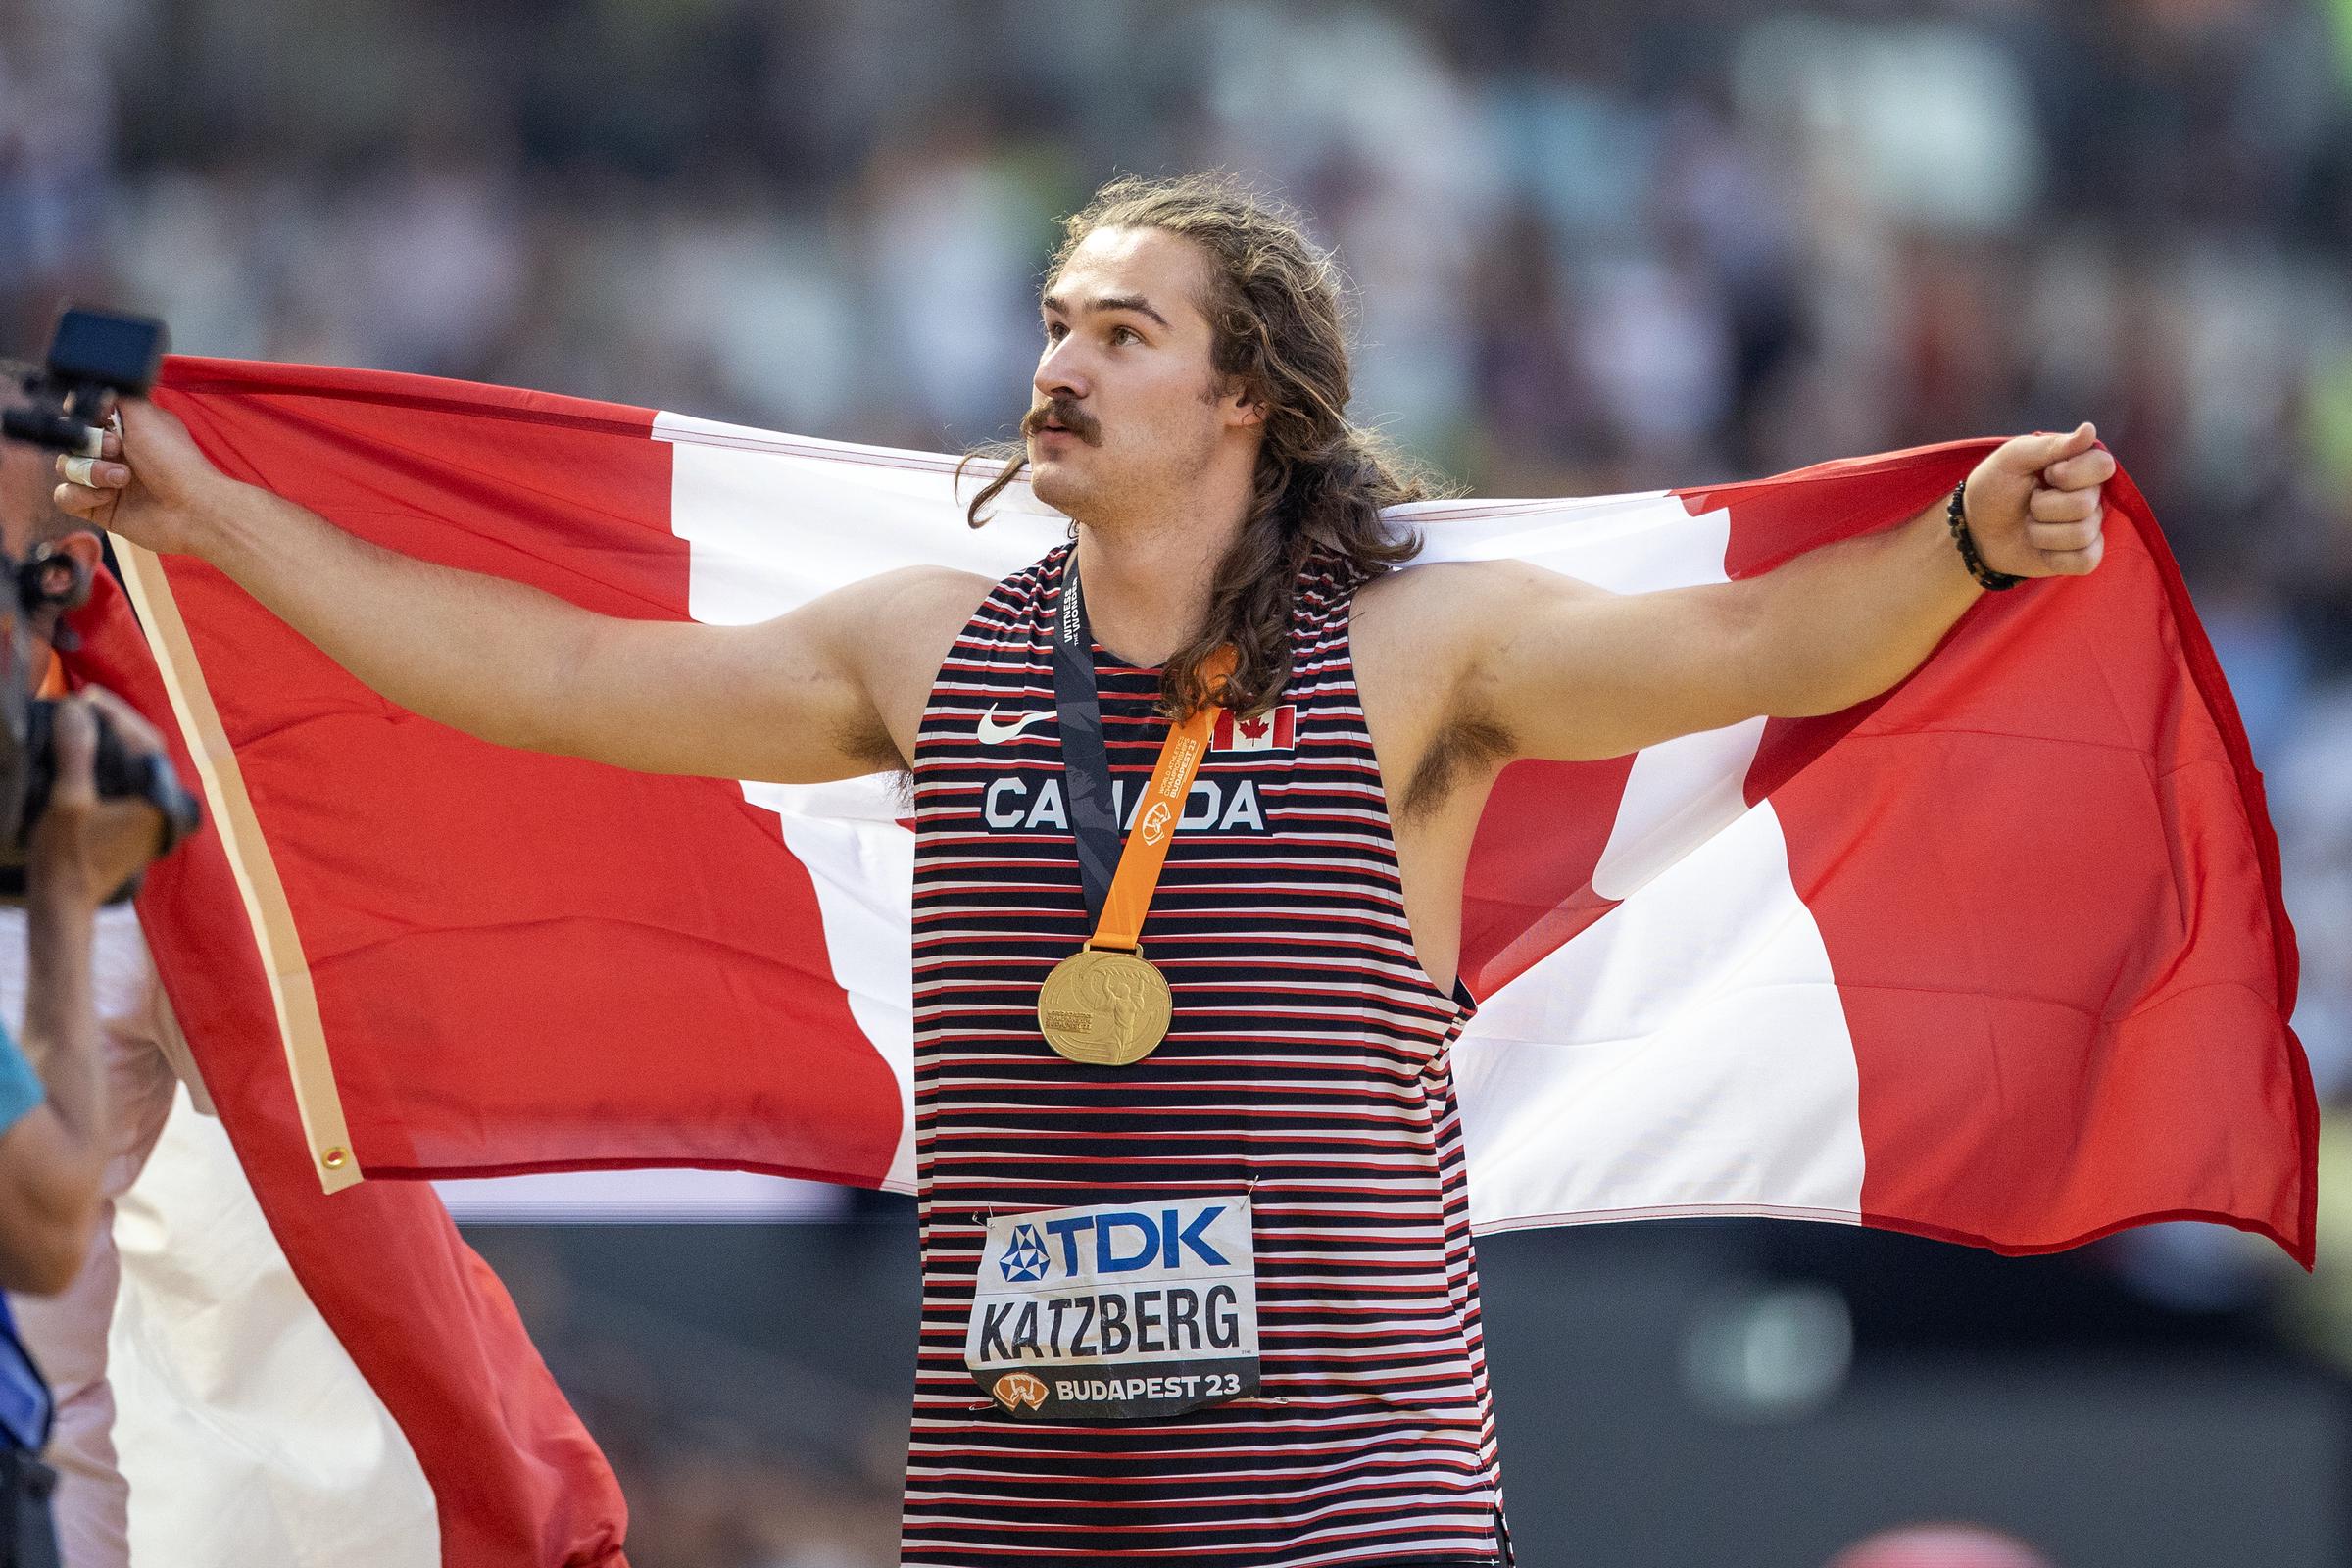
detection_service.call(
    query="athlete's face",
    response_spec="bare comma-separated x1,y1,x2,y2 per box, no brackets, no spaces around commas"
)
1026,227,1261,522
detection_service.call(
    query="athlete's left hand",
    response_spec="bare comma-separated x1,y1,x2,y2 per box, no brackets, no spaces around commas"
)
1960,422,2117,581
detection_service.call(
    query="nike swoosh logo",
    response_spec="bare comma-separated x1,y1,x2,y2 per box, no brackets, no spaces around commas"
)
976,708,1054,745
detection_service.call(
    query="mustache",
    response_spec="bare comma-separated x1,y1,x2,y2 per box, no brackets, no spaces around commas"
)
1022,399,1101,446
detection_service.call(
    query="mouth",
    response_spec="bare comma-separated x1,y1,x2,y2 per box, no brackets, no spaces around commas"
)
1024,404,1097,446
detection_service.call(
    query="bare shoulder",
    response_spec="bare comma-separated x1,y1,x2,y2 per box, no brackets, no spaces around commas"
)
1349,561,1516,822
861,563,990,617
822,563,1000,731
559,563,998,785
1354,554,1596,615
821,563,999,633
1351,558,1618,816
1351,557,1599,677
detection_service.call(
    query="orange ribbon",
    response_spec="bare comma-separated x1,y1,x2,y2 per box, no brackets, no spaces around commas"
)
1088,646,1237,953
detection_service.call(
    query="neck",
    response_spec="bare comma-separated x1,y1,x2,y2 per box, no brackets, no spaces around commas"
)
1072,506,1249,669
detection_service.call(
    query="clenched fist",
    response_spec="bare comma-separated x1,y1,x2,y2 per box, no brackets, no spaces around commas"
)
1960,422,2117,581
50,398,228,559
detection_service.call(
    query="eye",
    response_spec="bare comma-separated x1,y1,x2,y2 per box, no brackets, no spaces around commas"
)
1109,325,1143,346
1042,320,1068,343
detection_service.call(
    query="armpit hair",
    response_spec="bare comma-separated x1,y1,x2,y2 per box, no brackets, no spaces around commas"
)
835,711,910,779
1394,710,1515,823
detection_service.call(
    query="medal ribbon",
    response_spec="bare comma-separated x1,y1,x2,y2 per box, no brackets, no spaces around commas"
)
1050,554,1234,954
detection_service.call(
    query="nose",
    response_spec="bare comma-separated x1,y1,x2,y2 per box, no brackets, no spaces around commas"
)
1035,333,1089,404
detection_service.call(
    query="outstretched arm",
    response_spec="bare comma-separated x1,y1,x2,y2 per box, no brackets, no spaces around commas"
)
1452,424,2117,763
55,400,989,784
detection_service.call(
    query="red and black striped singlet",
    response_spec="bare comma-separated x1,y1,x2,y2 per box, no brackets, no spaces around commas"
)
904,544,1506,1566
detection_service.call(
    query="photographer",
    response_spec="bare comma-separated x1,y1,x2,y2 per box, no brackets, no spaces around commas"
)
0,640,172,1566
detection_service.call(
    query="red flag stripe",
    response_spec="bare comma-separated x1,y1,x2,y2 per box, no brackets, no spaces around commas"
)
64,573,629,1567
148,358,906,1189
1698,447,2312,1260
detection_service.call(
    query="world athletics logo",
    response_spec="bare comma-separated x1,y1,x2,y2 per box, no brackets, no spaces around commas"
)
1000,1223,1050,1283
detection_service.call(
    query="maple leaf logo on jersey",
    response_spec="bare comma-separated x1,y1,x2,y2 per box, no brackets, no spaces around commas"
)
1212,705,1296,754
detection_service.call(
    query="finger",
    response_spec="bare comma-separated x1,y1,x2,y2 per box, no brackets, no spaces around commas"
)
2029,486,2101,524
51,483,108,519
2038,535,2106,576
100,427,122,461
77,686,166,756
2016,421,2097,469
55,456,128,490
2028,517,2102,553
2042,448,2115,491
49,699,98,807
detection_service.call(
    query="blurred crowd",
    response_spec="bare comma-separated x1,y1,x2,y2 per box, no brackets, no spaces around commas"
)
8,0,2352,1562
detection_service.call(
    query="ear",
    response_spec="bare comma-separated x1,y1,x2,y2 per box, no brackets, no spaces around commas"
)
46,530,104,573
1220,380,1264,431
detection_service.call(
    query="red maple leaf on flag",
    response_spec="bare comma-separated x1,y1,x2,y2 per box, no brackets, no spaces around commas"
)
1240,715,1269,740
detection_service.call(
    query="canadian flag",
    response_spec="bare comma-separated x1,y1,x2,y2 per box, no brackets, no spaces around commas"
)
1212,705,1296,752
62,357,2312,1566
62,560,625,1568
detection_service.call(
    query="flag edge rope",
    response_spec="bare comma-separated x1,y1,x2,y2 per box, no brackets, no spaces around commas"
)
111,535,362,1193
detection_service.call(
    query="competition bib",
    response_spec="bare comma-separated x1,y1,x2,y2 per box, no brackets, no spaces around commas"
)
967,1193,1259,1420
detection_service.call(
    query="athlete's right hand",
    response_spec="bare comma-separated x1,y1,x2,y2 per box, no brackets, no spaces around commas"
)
51,398,225,557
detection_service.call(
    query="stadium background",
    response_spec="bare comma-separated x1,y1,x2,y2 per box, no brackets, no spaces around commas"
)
7,0,2352,1562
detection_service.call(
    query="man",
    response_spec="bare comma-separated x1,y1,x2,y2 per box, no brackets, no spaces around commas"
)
0,433,201,1568
0,665,173,1566
55,173,2114,1566
0,914,184,1568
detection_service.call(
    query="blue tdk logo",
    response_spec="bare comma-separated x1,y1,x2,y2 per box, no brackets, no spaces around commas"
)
1046,1207,1229,1275
1000,1224,1050,1283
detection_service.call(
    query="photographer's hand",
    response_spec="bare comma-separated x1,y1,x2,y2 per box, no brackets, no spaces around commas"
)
50,398,230,557
28,690,171,908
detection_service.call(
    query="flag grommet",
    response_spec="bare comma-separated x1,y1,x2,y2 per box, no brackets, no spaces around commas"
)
320,1147,349,1171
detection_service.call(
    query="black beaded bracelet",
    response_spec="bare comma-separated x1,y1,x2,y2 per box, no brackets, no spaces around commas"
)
1946,477,2021,591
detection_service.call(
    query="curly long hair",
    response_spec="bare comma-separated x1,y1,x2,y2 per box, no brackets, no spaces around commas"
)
962,173,1441,718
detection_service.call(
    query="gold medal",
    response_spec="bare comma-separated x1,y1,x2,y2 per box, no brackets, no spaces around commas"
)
1039,559,1236,1069
1038,946,1173,1067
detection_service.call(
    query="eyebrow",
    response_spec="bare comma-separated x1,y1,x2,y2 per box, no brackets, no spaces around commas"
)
1040,292,1173,331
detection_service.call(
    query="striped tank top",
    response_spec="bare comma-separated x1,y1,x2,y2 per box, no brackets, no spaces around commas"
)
904,543,1506,1567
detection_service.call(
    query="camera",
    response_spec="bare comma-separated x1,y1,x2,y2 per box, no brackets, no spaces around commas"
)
3,308,166,456
0,306,199,898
